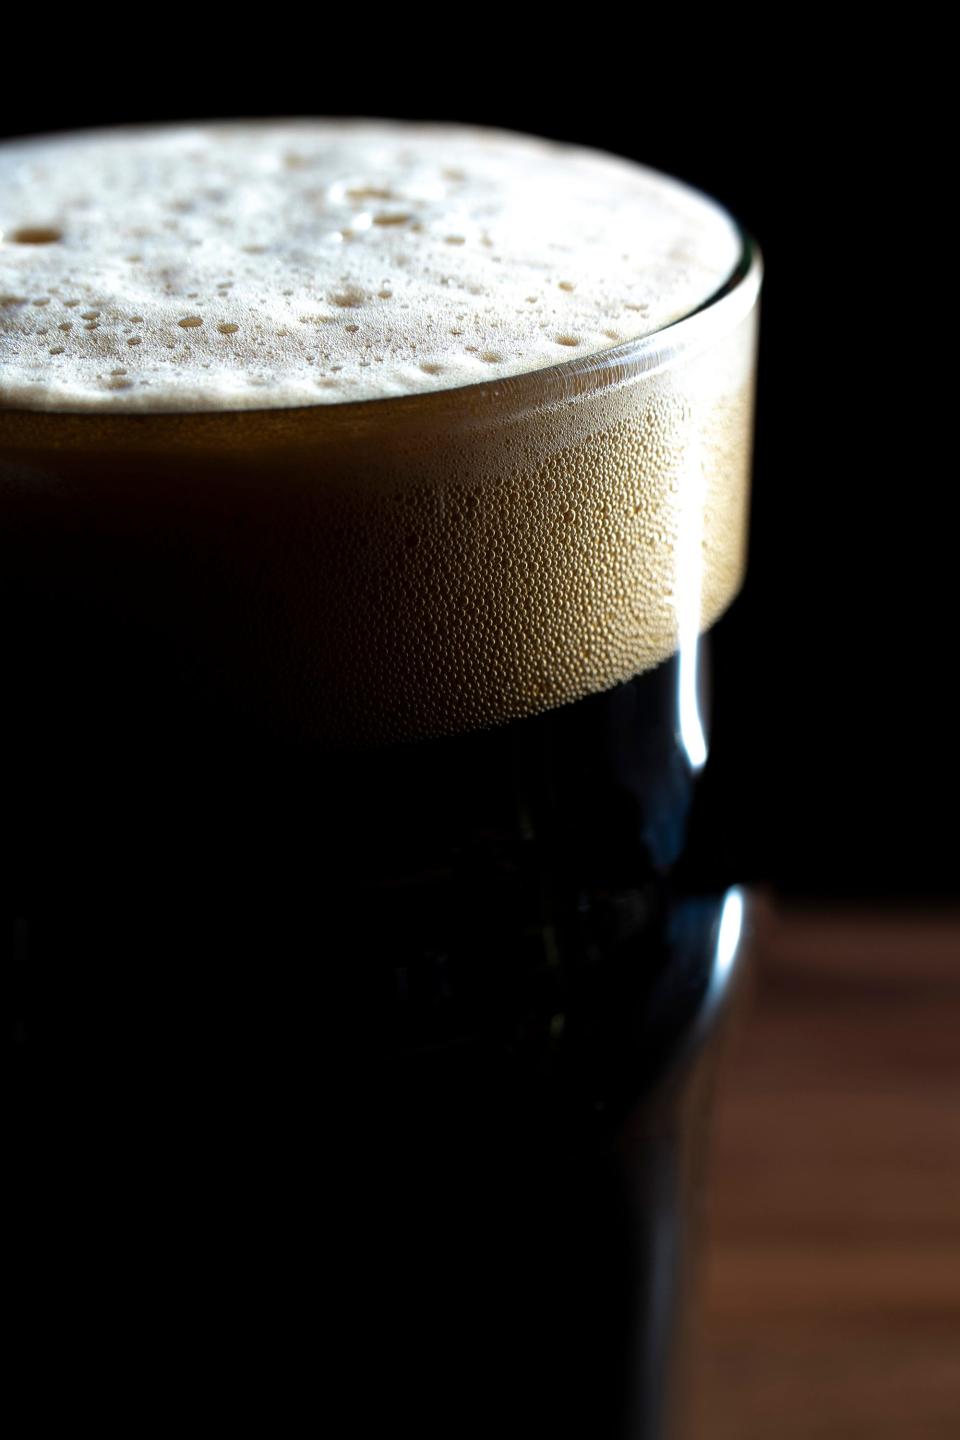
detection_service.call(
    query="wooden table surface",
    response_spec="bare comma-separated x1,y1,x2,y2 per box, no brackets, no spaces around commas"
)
689,907,960,1440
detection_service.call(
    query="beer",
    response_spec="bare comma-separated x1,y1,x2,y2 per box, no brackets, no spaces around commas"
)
3,122,760,1436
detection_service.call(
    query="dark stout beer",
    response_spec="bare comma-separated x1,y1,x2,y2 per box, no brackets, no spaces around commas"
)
9,650,747,1436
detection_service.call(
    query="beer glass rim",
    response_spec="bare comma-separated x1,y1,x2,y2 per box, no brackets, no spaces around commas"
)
0,231,760,433
425,227,762,421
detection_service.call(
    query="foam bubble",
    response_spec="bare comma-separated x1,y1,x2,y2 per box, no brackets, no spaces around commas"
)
0,120,741,412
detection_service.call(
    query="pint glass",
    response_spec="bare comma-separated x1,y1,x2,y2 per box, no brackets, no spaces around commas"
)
5,197,760,1436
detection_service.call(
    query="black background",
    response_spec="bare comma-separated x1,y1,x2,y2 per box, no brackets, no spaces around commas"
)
1,27,948,901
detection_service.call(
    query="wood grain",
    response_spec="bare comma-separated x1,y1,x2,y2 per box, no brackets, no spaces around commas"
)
689,907,960,1439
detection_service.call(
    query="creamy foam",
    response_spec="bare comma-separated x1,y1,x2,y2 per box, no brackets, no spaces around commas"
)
0,121,740,411
0,121,759,744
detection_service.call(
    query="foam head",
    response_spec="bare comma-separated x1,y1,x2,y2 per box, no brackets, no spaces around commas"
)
0,121,759,746
1,120,740,411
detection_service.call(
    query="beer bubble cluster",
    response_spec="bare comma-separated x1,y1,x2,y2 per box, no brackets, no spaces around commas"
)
0,121,740,411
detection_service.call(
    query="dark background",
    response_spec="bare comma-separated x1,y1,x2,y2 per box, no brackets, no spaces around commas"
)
1,30,946,901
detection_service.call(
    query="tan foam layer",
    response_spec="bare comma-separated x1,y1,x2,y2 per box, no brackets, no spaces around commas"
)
0,120,741,411
0,260,760,743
